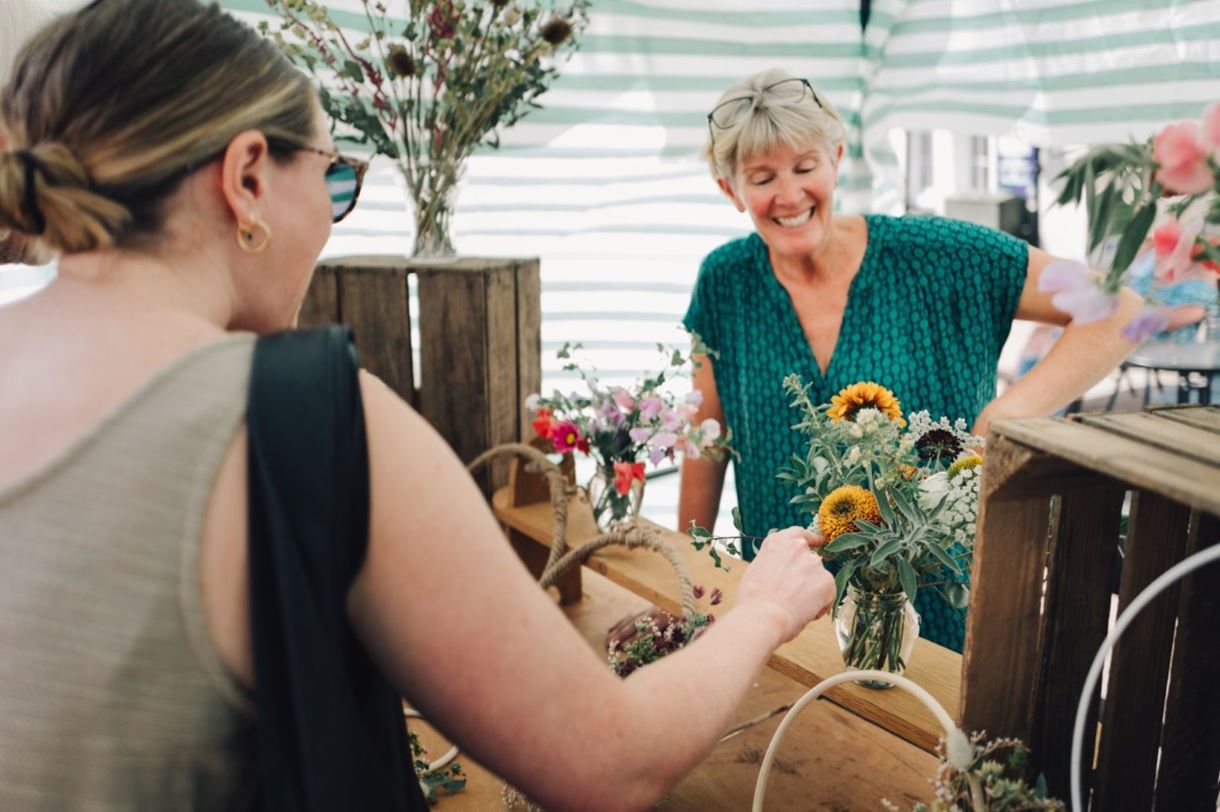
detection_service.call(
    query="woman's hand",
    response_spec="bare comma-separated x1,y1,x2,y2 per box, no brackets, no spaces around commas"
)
737,527,836,643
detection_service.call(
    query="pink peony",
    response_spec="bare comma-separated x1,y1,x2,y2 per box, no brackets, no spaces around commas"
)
1153,121,1214,195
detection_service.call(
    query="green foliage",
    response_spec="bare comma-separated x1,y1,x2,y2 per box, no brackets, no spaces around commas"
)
888,734,1065,811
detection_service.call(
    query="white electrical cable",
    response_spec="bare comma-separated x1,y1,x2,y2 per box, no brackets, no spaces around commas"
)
1070,543,1220,812
402,707,460,772
753,669,979,811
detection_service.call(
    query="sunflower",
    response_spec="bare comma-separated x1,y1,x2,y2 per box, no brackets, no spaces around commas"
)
818,485,882,542
948,453,984,478
828,381,905,426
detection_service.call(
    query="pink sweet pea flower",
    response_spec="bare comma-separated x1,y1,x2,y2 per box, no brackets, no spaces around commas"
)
1155,218,1204,283
649,447,668,466
1038,259,1118,324
651,431,678,449
677,402,699,421
638,396,663,421
550,421,584,454
1120,307,1171,343
675,434,700,460
1153,121,1215,195
699,418,721,444
628,427,653,444
685,390,704,406
611,388,635,411
659,408,683,431
1202,101,1220,159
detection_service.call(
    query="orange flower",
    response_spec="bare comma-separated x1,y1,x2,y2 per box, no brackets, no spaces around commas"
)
613,461,646,495
818,485,882,542
531,406,554,438
828,381,905,426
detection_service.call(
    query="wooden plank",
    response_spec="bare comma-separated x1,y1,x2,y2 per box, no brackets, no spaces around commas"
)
1154,511,1220,812
336,267,415,408
483,266,520,493
1092,491,1192,812
993,417,1220,516
1076,411,1220,467
491,489,961,754
435,567,939,811
1030,486,1124,799
514,259,542,443
416,265,492,490
297,265,338,327
1148,404,1220,435
959,435,1055,743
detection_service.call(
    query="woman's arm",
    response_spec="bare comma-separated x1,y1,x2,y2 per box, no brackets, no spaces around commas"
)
347,373,835,812
973,246,1142,436
678,353,729,532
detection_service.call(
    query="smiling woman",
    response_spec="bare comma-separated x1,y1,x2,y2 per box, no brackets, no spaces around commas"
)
678,67,1143,654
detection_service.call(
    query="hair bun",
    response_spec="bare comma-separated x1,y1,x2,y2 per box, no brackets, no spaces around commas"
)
0,142,131,253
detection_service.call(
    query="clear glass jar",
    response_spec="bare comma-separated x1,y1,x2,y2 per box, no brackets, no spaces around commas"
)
585,464,644,532
835,586,921,689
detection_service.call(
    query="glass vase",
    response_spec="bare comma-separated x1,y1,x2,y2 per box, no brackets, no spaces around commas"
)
586,465,645,532
405,168,462,259
834,586,921,689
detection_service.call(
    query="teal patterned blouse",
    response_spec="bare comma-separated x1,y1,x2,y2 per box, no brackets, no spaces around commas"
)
683,214,1028,652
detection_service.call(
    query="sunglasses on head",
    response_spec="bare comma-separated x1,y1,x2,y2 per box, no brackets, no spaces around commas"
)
706,78,823,151
268,137,369,224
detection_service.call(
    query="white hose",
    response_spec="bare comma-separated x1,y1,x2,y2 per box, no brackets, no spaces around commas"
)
1070,543,1220,812
753,669,979,811
402,706,461,772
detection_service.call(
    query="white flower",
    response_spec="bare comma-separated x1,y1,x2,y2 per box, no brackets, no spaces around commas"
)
525,393,540,412
501,5,522,26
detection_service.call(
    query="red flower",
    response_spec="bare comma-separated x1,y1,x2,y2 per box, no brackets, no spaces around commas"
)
550,421,584,454
613,461,646,495
531,406,554,438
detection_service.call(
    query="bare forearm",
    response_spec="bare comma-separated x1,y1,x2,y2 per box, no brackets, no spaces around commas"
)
678,455,727,531
977,289,1142,434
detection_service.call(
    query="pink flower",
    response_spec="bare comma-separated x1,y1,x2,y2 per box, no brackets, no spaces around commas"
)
677,402,699,421
628,427,652,444
675,434,701,460
1153,121,1214,195
612,461,645,495
1120,307,1171,343
611,388,635,411
550,421,584,453
1155,218,1204,283
638,396,663,421
1038,259,1118,324
659,408,682,431
685,390,704,406
1202,101,1220,159
651,431,678,449
699,418,721,444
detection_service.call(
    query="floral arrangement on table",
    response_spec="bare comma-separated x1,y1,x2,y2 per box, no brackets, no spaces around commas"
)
776,378,983,684
604,584,722,677
406,727,466,804
884,734,1064,811
527,341,728,530
1049,100,1220,340
259,0,590,257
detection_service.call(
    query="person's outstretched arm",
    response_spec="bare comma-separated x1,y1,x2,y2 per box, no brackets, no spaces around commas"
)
973,246,1142,436
348,373,835,812
678,353,730,534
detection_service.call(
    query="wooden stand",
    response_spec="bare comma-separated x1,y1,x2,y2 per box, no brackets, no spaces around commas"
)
299,256,541,493
964,405,1220,805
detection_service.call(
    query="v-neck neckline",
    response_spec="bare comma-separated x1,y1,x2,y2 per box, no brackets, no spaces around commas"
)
757,214,877,386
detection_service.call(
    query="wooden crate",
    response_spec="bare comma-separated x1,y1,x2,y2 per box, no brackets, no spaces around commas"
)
963,405,1220,807
298,255,541,492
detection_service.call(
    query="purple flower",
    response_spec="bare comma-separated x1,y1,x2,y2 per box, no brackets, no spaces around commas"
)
649,447,667,466
685,390,704,406
651,431,678,449
1038,260,1118,324
659,408,682,431
628,427,653,444
638,396,663,421
709,588,723,606
692,584,705,599
1120,307,1170,343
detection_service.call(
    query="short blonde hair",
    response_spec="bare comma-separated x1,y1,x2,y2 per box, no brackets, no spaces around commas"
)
704,68,845,183
0,0,314,255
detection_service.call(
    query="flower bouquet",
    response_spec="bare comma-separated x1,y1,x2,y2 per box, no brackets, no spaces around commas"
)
527,342,727,530
778,378,982,686
259,0,590,256
1049,100,1220,340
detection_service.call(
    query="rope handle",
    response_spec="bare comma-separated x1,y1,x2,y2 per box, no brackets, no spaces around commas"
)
467,443,697,617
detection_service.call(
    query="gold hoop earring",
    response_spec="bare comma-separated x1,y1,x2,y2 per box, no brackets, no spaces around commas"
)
236,216,271,254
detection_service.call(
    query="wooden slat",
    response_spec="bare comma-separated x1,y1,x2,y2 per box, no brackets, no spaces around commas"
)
297,265,338,328
484,265,521,491
514,260,542,443
1154,511,1220,812
993,416,1220,516
492,489,961,754
1092,491,1192,812
434,568,940,811
336,267,415,407
1075,411,1220,467
1148,403,1220,435
1030,486,1124,799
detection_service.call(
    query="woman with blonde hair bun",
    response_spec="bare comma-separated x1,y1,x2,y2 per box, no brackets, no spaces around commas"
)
0,3,836,809
680,67,1142,653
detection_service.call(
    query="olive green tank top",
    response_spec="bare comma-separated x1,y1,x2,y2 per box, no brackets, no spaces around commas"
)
0,334,258,810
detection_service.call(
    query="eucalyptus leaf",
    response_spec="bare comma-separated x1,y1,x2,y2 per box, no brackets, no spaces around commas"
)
896,556,918,601
824,532,872,553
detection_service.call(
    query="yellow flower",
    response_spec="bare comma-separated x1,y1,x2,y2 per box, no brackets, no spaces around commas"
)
818,485,882,542
828,381,906,426
948,453,984,478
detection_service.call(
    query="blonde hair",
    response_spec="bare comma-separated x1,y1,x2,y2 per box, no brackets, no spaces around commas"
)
704,68,845,183
0,0,315,255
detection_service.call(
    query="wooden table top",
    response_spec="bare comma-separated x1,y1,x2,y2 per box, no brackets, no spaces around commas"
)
413,568,939,810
